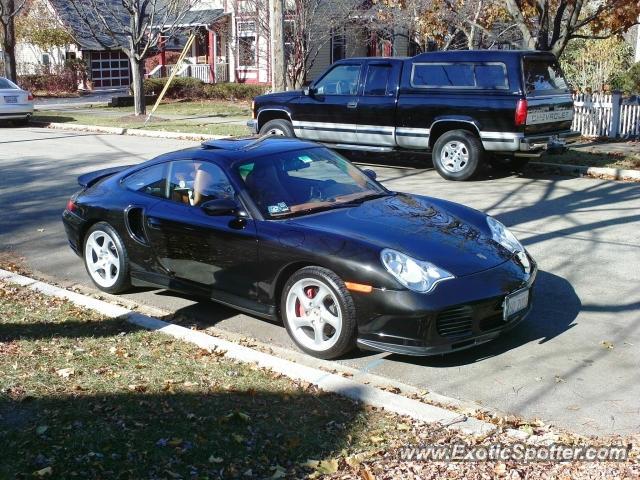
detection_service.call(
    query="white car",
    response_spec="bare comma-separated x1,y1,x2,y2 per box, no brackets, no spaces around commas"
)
0,77,34,124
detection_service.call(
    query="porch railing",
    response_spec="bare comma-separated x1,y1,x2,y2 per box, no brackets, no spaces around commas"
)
162,63,229,84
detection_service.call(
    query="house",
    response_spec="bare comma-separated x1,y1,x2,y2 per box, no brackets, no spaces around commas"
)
8,0,418,90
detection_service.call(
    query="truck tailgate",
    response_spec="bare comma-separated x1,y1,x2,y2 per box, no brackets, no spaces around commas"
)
525,94,574,135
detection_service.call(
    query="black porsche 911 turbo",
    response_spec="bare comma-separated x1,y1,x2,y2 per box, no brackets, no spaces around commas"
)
62,136,536,359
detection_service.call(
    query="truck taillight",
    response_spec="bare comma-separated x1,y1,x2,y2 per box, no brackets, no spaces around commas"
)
66,198,77,212
515,99,528,126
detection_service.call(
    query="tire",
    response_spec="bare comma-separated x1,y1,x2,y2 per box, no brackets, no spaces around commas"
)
281,266,357,359
83,222,131,294
432,129,484,181
488,154,530,172
13,116,30,127
259,119,295,137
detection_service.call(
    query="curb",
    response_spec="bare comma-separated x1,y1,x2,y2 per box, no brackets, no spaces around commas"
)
30,121,231,142
530,161,640,181
0,268,497,436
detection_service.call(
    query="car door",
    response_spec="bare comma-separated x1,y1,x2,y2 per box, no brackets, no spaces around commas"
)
143,159,259,299
292,62,363,143
356,60,401,146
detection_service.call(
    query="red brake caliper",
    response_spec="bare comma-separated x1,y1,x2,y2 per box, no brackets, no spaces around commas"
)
295,287,317,317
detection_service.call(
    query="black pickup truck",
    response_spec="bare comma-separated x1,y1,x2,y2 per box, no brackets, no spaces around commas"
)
248,50,579,180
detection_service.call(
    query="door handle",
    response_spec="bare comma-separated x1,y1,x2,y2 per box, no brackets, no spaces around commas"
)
146,217,162,230
347,101,358,109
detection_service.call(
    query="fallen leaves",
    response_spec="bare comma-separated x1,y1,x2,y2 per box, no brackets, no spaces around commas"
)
55,367,75,379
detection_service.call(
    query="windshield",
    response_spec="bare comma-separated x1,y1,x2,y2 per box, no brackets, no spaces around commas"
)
236,147,387,218
523,57,569,95
0,78,19,89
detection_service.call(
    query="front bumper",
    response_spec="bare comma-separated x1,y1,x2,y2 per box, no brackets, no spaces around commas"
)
247,119,258,134
519,130,580,152
354,255,537,356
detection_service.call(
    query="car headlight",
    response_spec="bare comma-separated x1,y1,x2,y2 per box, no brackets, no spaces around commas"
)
380,248,454,293
487,217,523,253
487,217,531,274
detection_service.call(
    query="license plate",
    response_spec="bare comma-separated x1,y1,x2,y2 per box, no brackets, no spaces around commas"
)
4,96,18,104
504,288,529,319
526,109,573,125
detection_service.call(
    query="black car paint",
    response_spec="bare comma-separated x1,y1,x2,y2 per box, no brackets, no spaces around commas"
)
251,50,576,152
63,137,536,355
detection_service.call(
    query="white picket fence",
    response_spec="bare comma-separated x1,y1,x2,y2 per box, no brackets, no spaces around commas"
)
572,92,640,138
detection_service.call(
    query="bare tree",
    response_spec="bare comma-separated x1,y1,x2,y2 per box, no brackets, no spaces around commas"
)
284,0,359,88
64,0,197,115
0,0,27,81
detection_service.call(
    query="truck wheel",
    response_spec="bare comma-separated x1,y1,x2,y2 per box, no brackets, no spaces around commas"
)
259,119,295,137
432,130,483,181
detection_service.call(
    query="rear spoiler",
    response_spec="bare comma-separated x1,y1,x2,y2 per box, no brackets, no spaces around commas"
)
78,165,135,188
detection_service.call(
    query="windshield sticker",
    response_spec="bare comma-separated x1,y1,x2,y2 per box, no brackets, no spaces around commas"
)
298,155,313,163
268,202,291,215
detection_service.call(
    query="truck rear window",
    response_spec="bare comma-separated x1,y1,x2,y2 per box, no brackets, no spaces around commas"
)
523,58,568,94
411,62,507,89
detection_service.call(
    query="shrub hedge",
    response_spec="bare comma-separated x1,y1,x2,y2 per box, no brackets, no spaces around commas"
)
143,77,268,100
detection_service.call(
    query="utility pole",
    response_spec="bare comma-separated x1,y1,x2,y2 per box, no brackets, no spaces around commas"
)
269,0,286,91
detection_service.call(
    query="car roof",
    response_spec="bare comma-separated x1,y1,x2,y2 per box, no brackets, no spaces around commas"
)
151,136,323,166
411,49,554,62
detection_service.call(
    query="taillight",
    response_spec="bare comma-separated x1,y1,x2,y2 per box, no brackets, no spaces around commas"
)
27,92,34,101
66,198,77,212
515,98,528,126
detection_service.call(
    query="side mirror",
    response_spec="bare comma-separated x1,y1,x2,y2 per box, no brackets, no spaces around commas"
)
303,86,316,97
201,198,246,217
363,169,377,180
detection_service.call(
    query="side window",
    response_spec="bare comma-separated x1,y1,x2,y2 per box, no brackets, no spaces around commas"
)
122,164,167,198
475,64,508,89
412,62,508,89
192,162,235,206
413,63,475,88
364,64,392,96
166,160,235,206
315,64,361,95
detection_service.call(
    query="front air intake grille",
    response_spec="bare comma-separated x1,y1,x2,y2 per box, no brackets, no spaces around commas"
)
436,305,473,338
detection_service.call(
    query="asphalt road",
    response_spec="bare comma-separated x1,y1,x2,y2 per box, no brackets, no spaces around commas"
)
1,127,639,436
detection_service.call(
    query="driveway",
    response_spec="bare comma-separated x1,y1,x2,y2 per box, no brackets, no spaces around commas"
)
1,127,639,436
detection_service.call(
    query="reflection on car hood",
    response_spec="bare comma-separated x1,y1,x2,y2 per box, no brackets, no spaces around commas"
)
289,193,513,277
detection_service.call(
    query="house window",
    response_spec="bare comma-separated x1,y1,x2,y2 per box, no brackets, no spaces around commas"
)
42,54,50,66
238,21,256,67
331,28,346,63
65,52,77,61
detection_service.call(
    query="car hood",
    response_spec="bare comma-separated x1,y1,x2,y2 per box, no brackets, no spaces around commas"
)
288,193,513,277
255,90,302,103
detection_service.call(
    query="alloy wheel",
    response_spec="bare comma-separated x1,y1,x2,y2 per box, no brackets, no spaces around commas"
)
285,278,343,352
84,230,120,288
441,140,470,173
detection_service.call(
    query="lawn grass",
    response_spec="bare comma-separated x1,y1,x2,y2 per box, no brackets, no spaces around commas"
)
1,281,638,479
32,100,251,137
0,282,402,479
541,144,640,170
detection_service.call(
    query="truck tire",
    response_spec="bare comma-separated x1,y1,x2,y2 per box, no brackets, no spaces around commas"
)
432,130,483,181
259,119,295,137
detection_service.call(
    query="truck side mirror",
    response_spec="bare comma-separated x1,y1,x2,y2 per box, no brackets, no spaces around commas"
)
304,86,316,97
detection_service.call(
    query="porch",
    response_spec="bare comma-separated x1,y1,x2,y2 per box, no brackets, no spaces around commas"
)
147,10,232,84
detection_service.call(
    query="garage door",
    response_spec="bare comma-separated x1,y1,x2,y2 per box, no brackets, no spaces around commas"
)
90,51,130,89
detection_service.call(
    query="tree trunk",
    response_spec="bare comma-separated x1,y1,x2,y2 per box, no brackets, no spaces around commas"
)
130,57,146,116
1,6,18,82
269,0,286,91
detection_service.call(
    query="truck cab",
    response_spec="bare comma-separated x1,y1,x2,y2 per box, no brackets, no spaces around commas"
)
249,50,579,181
